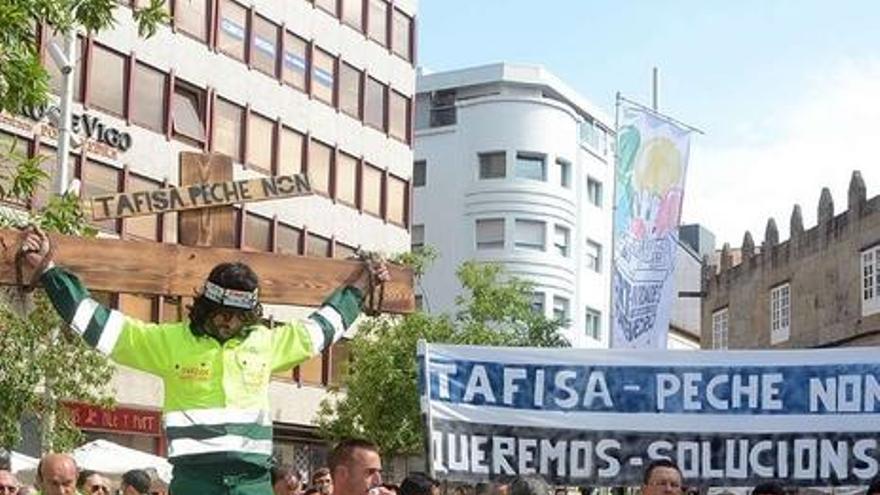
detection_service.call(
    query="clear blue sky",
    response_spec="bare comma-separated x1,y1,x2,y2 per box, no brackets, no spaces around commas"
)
417,1,880,246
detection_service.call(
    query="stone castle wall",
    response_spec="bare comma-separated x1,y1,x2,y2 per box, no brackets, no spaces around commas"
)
701,171,880,348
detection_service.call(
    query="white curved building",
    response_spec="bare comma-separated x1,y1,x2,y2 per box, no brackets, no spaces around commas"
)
413,63,614,347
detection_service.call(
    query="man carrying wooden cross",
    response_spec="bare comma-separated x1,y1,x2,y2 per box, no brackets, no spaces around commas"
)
19,227,390,495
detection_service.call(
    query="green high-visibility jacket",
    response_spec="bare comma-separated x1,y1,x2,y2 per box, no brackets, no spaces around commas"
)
40,266,363,468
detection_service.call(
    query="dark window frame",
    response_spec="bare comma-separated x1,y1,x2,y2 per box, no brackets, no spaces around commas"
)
86,42,129,118
388,89,410,144
211,96,246,161
171,78,208,146
364,76,387,132
281,30,310,93
390,7,413,62
174,0,212,43
413,159,426,187
251,13,280,78
216,0,249,62
338,61,363,120
245,109,276,174
130,60,168,133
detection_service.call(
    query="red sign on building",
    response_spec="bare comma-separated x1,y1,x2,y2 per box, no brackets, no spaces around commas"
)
67,402,162,436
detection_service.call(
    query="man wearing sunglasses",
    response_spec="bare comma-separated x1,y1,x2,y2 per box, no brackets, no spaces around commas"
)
77,470,113,495
20,227,390,495
0,469,20,495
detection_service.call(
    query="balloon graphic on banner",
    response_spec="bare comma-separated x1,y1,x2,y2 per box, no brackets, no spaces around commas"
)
611,104,692,349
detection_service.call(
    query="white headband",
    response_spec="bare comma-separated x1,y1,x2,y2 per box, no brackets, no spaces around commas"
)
202,281,259,309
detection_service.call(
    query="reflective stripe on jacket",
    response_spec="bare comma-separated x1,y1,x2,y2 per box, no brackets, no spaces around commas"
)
41,266,363,467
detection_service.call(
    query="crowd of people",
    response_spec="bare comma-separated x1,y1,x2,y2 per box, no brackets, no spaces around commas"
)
0,453,164,495
4,442,880,495
0,438,439,495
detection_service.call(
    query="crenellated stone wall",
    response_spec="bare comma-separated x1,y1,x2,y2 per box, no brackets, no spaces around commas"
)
700,171,880,349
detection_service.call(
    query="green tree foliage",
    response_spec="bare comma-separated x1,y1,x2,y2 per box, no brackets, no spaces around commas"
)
316,258,569,456
0,0,167,114
0,145,110,452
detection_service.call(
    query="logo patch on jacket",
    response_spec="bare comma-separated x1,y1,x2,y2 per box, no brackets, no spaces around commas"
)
177,365,212,381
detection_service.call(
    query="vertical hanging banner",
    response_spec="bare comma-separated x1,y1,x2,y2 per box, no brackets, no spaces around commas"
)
612,102,693,349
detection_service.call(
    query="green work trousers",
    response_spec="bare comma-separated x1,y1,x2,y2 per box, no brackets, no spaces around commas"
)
169,463,272,495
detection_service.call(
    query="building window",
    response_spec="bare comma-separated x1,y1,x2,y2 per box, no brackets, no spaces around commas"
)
365,77,386,131
585,307,601,340
556,158,571,188
552,296,570,322
336,152,357,206
586,239,602,272
282,32,308,91
252,15,279,76
246,112,274,173
515,153,546,181
770,283,791,344
308,139,332,196
580,119,609,156
276,223,302,255
553,225,570,257
306,233,331,257
342,0,363,30
475,218,504,250
367,0,388,46
312,48,335,105
175,0,210,41
531,292,545,315
587,177,603,207
83,160,121,233
172,81,206,144
515,219,545,251
411,224,424,251
413,160,426,187
389,90,409,142
863,246,880,317
387,174,407,225
362,164,382,217
125,174,161,241
244,212,272,251
712,308,729,350
338,63,362,119
46,34,83,102
212,98,244,161
429,89,456,127
414,294,423,310
131,62,166,132
314,0,338,16
391,8,412,61
478,152,505,179
217,0,247,61
278,127,304,176
88,44,126,116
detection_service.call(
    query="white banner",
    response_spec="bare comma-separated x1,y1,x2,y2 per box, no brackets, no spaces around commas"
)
612,103,693,349
420,343,880,487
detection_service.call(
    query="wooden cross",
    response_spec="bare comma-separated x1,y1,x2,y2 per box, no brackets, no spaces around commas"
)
0,152,414,313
